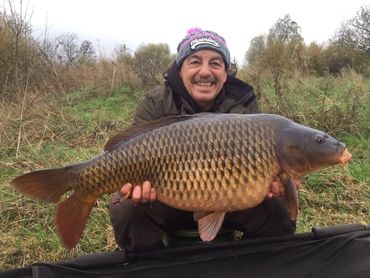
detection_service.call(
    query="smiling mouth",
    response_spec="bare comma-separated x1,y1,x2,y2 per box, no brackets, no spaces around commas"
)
194,82,214,86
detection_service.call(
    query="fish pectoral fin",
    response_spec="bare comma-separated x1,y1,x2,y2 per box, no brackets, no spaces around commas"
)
279,173,299,221
197,211,226,241
56,193,96,249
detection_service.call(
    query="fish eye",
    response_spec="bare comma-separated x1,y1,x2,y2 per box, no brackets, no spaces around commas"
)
315,135,325,143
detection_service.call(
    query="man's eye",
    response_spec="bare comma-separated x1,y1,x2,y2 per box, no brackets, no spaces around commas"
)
211,61,223,68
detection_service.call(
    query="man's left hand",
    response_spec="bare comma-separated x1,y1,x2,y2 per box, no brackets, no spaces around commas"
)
266,177,301,199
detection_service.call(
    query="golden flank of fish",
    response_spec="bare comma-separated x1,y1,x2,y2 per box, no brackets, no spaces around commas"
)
11,113,352,249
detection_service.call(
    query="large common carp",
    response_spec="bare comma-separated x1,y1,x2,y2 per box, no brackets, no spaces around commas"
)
11,113,352,249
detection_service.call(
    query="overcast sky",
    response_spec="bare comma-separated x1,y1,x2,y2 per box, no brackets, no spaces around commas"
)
2,0,368,64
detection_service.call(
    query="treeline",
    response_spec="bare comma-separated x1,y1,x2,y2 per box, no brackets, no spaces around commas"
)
0,3,369,102
241,10,369,97
0,3,175,102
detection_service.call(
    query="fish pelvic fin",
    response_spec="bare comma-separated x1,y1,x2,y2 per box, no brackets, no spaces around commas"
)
279,173,299,221
56,193,95,249
10,168,71,203
197,211,226,241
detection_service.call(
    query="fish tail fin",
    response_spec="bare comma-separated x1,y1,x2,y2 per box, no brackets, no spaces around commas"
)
10,167,71,203
56,194,96,249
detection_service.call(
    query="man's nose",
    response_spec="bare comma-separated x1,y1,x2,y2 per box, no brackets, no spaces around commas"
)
198,63,212,76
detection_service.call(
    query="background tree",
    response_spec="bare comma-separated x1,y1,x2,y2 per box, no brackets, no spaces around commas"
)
244,15,304,97
335,6,370,54
268,14,303,43
351,5,370,54
243,35,268,99
110,43,134,87
302,42,327,75
78,40,96,65
266,15,304,96
0,1,43,100
329,5,370,74
245,35,266,66
55,32,80,65
133,43,173,88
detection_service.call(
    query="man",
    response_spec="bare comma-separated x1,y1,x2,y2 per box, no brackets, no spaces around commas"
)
108,28,296,252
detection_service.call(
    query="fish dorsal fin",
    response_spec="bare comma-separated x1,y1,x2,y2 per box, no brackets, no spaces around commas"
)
104,115,196,151
197,211,226,241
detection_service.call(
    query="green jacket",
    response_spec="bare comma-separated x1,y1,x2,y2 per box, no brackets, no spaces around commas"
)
132,63,259,125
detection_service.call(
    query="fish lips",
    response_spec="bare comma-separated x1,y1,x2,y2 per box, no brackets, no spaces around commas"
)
338,147,352,165
330,141,352,165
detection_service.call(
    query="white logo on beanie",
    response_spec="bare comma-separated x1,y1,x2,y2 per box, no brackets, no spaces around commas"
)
190,37,221,50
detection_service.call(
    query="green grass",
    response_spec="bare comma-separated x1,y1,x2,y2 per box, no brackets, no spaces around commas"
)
1,77,369,270
66,86,140,122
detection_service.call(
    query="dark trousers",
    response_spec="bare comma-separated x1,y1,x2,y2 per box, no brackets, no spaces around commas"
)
108,192,296,252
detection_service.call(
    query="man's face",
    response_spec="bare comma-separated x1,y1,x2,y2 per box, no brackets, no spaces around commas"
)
180,49,227,111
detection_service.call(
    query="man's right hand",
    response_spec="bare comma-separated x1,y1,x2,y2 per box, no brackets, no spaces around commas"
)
119,181,157,204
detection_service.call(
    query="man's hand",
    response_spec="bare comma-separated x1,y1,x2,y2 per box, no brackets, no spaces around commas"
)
119,181,157,204
266,176,301,199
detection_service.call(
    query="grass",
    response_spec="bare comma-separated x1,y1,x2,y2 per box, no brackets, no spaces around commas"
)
257,70,370,136
0,86,140,270
296,130,370,232
0,73,369,270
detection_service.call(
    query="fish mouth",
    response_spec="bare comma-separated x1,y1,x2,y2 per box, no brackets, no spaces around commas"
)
338,148,352,165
